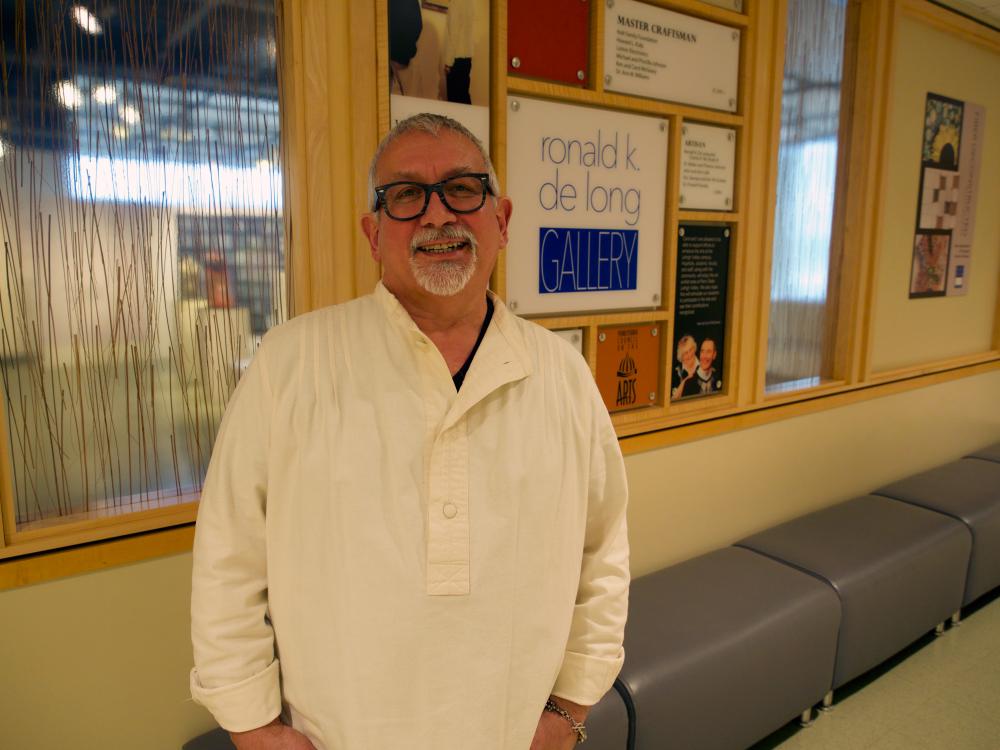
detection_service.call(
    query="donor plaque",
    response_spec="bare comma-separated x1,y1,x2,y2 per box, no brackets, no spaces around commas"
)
680,123,736,211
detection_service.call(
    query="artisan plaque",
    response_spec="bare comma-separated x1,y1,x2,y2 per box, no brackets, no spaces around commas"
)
671,224,729,401
554,328,584,355
505,96,668,315
603,0,740,112
596,322,662,413
508,0,590,86
680,123,736,210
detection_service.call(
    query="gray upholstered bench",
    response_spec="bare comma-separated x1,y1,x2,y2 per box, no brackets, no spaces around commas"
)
182,727,233,749
617,546,840,750
737,494,970,695
874,457,1000,607
585,681,632,750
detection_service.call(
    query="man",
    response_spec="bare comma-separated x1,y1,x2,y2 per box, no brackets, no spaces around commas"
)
693,338,721,395
190,113,630,750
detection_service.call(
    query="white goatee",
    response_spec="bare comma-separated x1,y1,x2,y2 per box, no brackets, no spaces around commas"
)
409,226,478,296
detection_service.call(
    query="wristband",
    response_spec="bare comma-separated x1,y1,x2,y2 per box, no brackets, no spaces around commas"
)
544,698,587,744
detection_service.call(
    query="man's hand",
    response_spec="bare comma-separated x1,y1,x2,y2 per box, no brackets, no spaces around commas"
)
230,718,316,749
529,697,589,750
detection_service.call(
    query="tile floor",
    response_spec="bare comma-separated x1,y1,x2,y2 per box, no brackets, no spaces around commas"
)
750,590,1000,750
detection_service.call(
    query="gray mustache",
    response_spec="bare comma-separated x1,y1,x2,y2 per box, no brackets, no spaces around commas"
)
410,226,478,254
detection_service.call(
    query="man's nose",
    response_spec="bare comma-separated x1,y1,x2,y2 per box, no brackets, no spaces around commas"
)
421,190,456,226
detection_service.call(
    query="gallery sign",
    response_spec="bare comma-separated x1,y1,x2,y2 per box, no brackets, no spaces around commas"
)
505,96,668,315
603,0,740,112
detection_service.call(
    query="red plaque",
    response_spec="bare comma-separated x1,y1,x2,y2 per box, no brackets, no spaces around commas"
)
508,0,590,86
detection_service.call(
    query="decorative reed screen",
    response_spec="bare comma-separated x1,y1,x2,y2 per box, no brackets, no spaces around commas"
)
765,0,849,392
0,0,285,536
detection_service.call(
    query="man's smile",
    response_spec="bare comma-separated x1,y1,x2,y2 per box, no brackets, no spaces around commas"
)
415,239,470,255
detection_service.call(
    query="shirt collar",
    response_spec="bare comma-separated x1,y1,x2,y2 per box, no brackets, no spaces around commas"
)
373,281,534,427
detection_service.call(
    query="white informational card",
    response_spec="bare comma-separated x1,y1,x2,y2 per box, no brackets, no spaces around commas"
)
553,328,585,355
505,96,668,316
390,95,490,147
680,123,736,211
603,0,740,112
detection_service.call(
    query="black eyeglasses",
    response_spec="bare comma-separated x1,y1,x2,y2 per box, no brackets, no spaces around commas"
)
373,173,493,221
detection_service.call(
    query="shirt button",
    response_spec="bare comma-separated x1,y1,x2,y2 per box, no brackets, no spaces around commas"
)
442,503,458,519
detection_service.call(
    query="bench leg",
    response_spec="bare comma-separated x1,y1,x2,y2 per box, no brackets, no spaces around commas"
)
819,691,834,712
799,707,815,727
951,610,962,627
934,621,945,636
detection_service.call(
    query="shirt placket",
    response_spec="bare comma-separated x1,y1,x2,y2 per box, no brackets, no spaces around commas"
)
426,416,471,595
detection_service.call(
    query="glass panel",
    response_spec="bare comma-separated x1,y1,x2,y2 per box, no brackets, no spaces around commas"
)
0,1,285,531
765,0,848,392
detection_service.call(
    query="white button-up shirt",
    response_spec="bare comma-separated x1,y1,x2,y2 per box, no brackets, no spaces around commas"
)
190,283,629,749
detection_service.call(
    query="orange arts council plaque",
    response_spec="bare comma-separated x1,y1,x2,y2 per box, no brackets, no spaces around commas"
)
596,323,662,413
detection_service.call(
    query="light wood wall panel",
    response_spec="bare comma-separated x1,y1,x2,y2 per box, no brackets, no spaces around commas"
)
867,2,1000,374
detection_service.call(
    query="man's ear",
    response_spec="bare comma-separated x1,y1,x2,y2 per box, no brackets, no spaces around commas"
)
361,213,381,261
494,197,513,247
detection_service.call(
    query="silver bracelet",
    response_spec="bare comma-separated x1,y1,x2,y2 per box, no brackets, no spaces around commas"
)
544,699,587,744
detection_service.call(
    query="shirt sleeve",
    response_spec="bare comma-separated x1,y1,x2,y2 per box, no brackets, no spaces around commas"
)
552,384,630,706
189,343,282,732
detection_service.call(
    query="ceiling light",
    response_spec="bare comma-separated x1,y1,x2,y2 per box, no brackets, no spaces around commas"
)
93,84,117,104
0,139,7,160
55,81,84,109
71,5,103,35
120,105,141,124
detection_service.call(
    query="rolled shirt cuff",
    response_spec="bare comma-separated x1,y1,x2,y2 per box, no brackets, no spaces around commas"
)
190,659,282,732
551,648,625,706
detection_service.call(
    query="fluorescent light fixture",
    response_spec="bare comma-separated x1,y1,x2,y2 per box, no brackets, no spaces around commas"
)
55,80,84,109
71,154,284,213
120,105,141,124
0,139,7,160
93,84,117,104
71,5,103,35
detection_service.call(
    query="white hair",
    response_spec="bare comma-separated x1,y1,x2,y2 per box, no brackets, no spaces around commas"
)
367,113,501,212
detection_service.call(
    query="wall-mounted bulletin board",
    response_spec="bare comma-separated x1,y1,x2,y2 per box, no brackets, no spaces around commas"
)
488,0,751,436
868,3,1000,377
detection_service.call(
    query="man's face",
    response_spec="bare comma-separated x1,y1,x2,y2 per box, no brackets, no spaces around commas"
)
361,130,512,305
699,339,717,371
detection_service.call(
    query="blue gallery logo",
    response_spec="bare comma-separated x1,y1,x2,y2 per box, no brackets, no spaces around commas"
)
538,227,639,293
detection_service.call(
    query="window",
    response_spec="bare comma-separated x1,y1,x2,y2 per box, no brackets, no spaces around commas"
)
0,1,285,543
766,0,851,392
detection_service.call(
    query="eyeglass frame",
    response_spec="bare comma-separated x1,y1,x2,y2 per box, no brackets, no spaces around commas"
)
372,173,495,221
